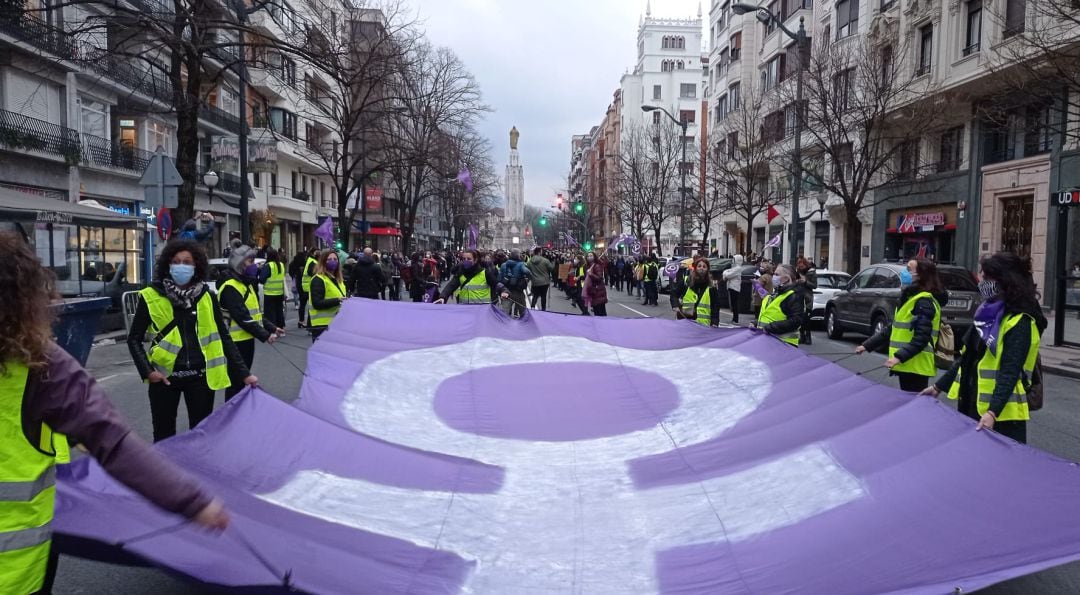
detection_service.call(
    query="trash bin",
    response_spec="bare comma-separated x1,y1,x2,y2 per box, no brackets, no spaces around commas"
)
52,297,112,368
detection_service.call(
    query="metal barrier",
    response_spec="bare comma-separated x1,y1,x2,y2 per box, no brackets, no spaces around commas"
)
122,290,142,337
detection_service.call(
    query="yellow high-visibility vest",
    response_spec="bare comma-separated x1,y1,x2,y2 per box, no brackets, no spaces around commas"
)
139,287,230,390
219,278,263,342
308,274,347,328
456,270,491,304
975,313,1039,422
758,289,799,346
0,362,60,595
682,286,712,326
890,291,941,377
301,257,318,292
263,262,285,296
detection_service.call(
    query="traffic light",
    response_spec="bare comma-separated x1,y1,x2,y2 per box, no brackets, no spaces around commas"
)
539,216,547,226
334,240,343,250
574,200,584,214
583,242,593,251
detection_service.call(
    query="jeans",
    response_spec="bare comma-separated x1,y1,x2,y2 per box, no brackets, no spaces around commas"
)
225,338,255,401
530,284,549,311
148,374,215,442
727,288,740,324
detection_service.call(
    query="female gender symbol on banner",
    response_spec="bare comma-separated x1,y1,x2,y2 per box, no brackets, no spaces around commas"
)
261,336,865,593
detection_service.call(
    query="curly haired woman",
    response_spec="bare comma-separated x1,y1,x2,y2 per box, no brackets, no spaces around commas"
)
0,231,228,595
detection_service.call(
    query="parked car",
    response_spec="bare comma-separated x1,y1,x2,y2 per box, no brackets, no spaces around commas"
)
809,270,852,323
656,257,672,292
825,262,981,342
207,257,266,293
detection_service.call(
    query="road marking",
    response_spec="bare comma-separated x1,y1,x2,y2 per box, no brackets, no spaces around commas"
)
95,372,136,383
617,303,651,318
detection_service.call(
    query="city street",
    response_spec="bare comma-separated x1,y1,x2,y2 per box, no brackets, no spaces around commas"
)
56,286,1080,593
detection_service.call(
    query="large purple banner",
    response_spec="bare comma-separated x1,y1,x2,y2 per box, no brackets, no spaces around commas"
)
56,300,1080,593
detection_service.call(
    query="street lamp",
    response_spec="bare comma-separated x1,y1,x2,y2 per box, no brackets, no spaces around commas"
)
732,2,807,264
641,104,689,255
203,170,219,204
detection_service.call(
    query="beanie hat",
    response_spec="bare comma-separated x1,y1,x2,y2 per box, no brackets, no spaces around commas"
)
229,244,255,273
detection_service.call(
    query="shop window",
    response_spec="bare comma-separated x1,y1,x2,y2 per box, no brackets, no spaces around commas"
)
938,126,963,172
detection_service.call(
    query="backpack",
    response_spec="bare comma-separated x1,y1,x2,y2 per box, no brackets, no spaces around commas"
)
502,262,528,290
934,322,956,370
1023,356,1045,411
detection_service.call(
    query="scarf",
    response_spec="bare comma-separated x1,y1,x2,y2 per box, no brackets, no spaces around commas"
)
162,279,205,309
973,298,1006,355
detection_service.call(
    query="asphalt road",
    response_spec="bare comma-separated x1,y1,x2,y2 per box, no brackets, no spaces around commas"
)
56,284,1080,594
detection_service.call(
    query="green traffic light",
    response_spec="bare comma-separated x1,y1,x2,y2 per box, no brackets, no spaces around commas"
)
574,201,584,214
539,217,547,226
583,242,593,251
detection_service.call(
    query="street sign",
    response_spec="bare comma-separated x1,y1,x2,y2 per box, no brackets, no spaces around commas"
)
1054,190,1080,207
140,151,183,208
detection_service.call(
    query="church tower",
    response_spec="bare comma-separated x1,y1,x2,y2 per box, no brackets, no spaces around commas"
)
504,127,525,222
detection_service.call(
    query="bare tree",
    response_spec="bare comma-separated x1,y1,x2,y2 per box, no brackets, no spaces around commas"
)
610,135,650,243
777,36,947,272
381,41,487,255
982,0,1080,147
710,84,782,256
616,121,683,255
441,126,501,249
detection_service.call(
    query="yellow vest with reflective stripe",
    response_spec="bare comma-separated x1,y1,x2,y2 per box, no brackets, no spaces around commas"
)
301,257,317,292
219,278,263,342
139,287,230,390
681,286,712,326
0,362,58,595
975,313,1039,422
308,274,346,328
456,270,491,304
263,262,285,296
758,289,799,346
889,291,941,377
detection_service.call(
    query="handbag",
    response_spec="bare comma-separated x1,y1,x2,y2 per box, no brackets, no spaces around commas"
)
1024,356,1045,411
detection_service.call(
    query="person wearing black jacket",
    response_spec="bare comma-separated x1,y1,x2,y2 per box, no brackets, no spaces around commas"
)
750,264,807,344
642,254,660,306
127,240,254,442
217,245,285,400
349,247,385,299
922,252,1046,444
434,250,503,304
857,259,947,392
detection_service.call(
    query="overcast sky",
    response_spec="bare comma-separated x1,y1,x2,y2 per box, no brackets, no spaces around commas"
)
408,0,707,208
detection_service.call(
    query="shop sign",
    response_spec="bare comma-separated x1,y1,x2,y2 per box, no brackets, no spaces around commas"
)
366,187,383,211
897,211,946,233
36,210,73,223
1055,190,1080,207
249,138,278,174
211,136,240,175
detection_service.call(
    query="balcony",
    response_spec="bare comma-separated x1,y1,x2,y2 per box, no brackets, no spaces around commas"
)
76,43,173,103
0,8,75,59
199,101,244,134
268,185,316,211
247,64,289,100
80,133,155,174
0,108,81,163
127,0,173,15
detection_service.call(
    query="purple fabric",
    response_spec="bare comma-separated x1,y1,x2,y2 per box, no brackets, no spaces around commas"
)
314,216,334,244
974,298,1006,355
456,168,473,193
56,300,1080,593
467,224,478,250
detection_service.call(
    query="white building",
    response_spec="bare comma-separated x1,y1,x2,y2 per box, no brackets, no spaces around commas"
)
620,3,706,255
504,126,524,223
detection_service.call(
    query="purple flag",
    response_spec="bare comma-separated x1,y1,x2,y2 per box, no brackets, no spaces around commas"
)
456,168,473,193
467,224,478,250
314,216,334,245
763,231,782,249
56,301,1080,593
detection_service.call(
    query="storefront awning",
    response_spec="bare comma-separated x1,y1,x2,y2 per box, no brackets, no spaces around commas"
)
367,227,401,237
0,189,142,228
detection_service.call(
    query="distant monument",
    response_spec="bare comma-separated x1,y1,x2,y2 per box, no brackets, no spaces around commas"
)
504,126,524,222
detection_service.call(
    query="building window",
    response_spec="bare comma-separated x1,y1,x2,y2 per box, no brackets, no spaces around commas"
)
761,55,785,90
662,60,673,72
219,85,239,116
1024,104,1052,156
938,127,963,172
680,83,697,98
653,111,661,125
729,82,741,109
897,139,918,179
146,120,172,153
1004,0,1026,38
763,110,785,144
252,172,261,189
730,32,742,60
836,0,858,39
717,94,729,120
677,60,685,70
765,1,779,35
964,0,982,55
727,132,739,159
269,108,297,140
653,85,662,100
833,69,853,111
880,45,894,86
679,110,696,124
834,143,853,181
80,99,108,139
917,25,933,76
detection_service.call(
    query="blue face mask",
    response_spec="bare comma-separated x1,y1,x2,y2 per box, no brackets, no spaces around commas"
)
898,268,913,286
170,263,196,285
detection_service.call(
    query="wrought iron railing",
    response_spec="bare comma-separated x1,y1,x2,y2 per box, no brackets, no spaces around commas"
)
196,164,243,195
80,133,155,173
199,101,244,134
0,108,81,163
76,43,173,102
0,7,75,58
126,0,173,16
269,185,308,200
